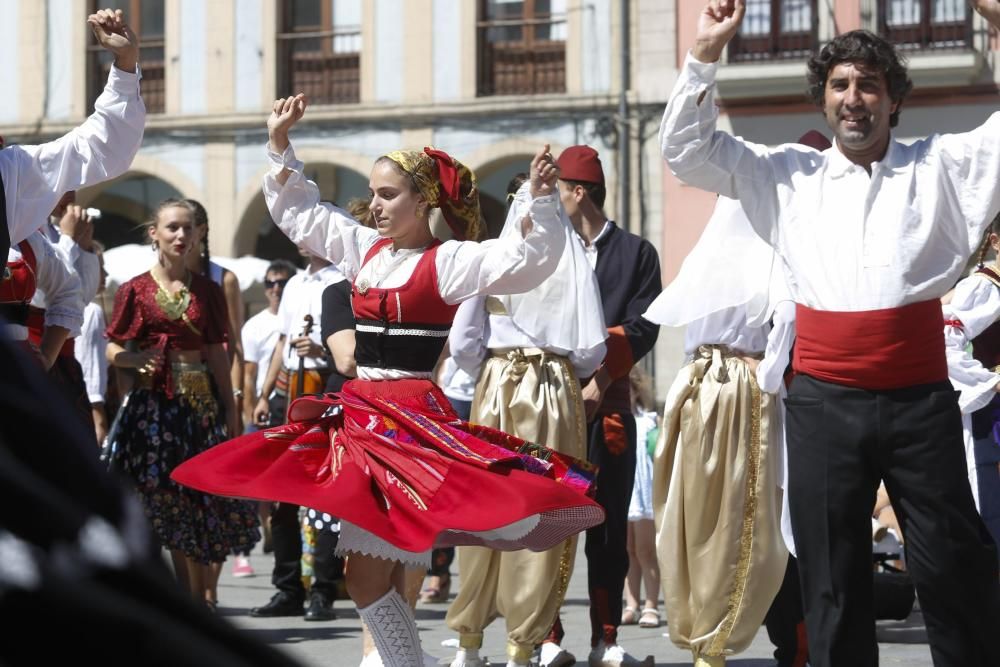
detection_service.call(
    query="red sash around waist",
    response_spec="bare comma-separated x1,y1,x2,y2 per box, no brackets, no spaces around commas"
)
793,300,947,390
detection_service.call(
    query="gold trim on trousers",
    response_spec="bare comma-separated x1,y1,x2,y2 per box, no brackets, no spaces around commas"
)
653,345,787,658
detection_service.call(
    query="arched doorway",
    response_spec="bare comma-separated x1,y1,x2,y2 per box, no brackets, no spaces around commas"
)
237,163,370,266
475,155,533,240
78,172,185,250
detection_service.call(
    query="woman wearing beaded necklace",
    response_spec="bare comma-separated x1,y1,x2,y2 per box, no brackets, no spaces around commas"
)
173,95,605,667
105,199,260,609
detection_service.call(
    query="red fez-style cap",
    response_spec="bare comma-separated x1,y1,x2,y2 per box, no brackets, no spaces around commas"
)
797,130,831,151
556,145,605,185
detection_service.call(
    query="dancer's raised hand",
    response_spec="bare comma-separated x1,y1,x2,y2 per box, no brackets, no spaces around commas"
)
267,94,307,153
693,0,746,63
88,8,139,72
530,144,559,199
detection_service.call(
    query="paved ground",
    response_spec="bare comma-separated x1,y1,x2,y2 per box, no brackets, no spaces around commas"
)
211,542,935,666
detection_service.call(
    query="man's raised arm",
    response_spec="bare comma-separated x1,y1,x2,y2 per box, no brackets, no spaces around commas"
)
3,8,145,247
659,0,783,237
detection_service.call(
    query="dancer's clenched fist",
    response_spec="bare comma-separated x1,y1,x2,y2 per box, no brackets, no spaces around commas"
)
268,94,307,153
88,8,139,72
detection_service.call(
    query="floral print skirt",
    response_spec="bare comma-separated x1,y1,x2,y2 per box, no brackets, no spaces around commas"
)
108,386,260,564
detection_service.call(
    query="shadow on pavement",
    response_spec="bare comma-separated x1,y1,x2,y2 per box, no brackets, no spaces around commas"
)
415,607,448,621
560,597,592,607
239,626,360,644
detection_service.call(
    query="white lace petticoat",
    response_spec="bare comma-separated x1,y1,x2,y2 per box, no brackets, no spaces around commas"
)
336,521,432,569
336,514,542,568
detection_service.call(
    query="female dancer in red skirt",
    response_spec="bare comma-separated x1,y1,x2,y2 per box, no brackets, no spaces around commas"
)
173,95,604,667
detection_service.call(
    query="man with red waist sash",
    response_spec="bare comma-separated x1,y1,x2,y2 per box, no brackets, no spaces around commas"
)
660,1,1000,665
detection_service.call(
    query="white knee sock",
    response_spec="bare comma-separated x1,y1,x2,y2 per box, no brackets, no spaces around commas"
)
357,589,423,667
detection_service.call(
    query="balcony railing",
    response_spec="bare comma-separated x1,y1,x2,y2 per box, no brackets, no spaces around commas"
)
277,28,361,105
878,0,972,50
478,15,566,96
728,0,818,63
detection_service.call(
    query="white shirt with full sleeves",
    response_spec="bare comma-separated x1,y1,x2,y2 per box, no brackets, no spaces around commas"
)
262,143,566,304
74,302,108,404
276,264,344,372
943,273,1000,415
756,300,797,394
660,53,1000,312
242,308,283,397
448,184,607,381
31,224,101,317
450,295,607,381
44,222,102,303
3,65,145,247
681,307,769,358
5,231,84,341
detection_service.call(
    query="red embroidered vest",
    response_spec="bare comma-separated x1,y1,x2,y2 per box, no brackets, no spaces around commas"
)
351,239,458,373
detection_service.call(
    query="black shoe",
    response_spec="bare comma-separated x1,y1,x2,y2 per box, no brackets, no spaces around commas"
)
303,591,337,621
249,591,305,617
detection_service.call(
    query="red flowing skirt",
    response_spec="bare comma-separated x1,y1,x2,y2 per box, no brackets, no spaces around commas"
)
171,378,604,553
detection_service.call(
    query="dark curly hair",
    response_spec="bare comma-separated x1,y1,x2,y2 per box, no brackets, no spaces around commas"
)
806,30,913,128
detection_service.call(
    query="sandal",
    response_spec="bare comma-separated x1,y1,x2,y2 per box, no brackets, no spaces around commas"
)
639,607,661,628
418,576,451,603
621,606,640,625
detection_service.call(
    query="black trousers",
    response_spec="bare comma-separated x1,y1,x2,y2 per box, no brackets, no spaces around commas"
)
785,374,1000,667
584,412,637,647
764,556,808,667
429,547,454,577
271,501,342,598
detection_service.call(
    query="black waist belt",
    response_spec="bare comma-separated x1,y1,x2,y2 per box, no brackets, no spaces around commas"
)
0,302,30,325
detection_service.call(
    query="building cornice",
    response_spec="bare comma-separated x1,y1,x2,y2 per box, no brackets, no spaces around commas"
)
715,49,987,102
0,92,635,143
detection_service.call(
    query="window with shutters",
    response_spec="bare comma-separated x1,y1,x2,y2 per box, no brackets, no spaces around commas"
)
277,0,361,105
477,0,567,96
728,0,817,63
87,0,165,113
878,0,972,51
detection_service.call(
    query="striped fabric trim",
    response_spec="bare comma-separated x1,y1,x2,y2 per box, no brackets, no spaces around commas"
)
356,323,450,338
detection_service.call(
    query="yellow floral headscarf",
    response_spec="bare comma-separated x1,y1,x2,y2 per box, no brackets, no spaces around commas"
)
383,147,482,241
